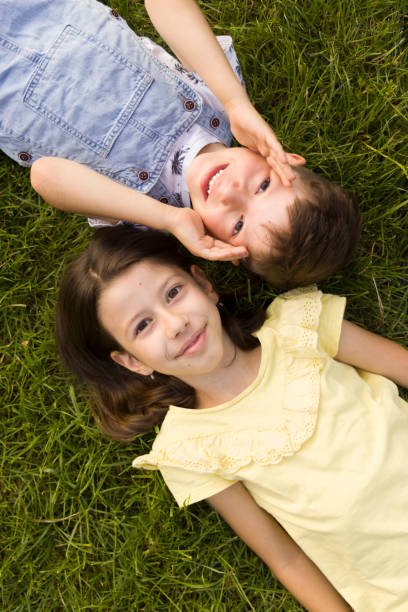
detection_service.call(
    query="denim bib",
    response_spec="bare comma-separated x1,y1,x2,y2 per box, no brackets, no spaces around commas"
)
0,0,232,200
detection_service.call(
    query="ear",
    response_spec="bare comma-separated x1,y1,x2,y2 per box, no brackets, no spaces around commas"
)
110,350,153,376
189,265,219,304
286,153,306,167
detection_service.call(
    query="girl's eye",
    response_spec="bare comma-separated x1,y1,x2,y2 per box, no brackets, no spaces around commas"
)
167,285,182,302
232,217,244,236
258,177,270,193
135,319,150,335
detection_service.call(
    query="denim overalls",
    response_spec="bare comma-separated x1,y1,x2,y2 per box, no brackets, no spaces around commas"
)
0,0,232,204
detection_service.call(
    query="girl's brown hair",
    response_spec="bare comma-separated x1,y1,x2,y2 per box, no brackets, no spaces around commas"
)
56,226,264,441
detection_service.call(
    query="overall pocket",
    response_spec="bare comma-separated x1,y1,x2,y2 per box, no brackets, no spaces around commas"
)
24,25,152,158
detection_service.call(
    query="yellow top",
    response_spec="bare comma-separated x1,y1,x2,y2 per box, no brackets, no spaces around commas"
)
133,287,408,612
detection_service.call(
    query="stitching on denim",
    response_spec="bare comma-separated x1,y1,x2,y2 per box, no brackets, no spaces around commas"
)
23,25,153,157
0,34,43,64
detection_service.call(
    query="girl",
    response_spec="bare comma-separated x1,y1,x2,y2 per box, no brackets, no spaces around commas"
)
56,224,408,612
0,0,360,286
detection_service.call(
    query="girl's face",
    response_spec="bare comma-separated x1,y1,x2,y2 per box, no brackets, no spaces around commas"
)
186,147,306,259
97,260,231,381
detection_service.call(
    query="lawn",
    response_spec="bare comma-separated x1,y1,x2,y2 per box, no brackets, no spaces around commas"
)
1,0,407,610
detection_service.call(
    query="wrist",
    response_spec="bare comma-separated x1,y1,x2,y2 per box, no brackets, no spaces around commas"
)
223,90,251,117
160,203,181,235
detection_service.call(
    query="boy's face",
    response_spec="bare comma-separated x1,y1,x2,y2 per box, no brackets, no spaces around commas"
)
186,147,306,260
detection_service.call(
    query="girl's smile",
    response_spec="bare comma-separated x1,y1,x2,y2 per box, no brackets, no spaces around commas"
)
97,260,235,383
176,328,207,358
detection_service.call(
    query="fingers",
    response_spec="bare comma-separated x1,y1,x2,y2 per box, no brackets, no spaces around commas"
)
256,132,296,186
271,159,296,187
264,134,287,165
177,214,249,261
262,148,295,186
197,240,249,261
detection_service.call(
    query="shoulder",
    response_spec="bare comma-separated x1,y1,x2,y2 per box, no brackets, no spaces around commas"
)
260,286,346,358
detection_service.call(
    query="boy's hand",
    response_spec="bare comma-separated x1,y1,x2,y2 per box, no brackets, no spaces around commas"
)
225,96,296,187
169,208,249,261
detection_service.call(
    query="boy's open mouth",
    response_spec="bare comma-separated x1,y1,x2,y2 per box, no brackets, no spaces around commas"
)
201,165,228,200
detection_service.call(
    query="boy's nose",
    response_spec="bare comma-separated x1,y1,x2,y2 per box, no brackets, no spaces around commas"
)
218,179,245,207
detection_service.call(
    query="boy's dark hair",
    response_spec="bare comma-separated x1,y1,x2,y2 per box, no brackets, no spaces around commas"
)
56,225,264,442
248,167,361,288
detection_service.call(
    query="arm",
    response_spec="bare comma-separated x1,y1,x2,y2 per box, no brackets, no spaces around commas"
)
145,0,250,111
207,483,352,612
336,320,408,388
144,0,296,186
30,157,248,261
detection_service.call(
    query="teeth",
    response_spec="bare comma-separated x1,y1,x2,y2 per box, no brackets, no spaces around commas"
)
207,168,226,196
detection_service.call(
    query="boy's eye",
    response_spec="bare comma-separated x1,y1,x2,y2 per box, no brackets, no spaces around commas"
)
167,285,182,302
258,178,270,193
232,217,244,236
135,319,150,335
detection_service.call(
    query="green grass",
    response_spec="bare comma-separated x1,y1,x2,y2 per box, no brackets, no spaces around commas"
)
1,0,407,609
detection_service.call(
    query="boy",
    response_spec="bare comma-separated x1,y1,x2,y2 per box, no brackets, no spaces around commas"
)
1,0,360,287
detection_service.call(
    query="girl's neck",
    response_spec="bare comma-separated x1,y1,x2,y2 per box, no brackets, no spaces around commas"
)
180,337,262,410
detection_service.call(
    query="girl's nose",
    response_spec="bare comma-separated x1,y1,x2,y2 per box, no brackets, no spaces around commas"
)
163,311,188,338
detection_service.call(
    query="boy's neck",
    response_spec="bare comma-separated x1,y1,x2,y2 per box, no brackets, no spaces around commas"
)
196,142,226,156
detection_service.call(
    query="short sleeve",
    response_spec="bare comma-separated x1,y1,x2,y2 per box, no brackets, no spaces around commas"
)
264,286,346,359
160,465,236,508
318,294,346,357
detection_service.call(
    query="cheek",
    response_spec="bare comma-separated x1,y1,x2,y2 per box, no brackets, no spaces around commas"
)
204,207,225,231
120,333,156,364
